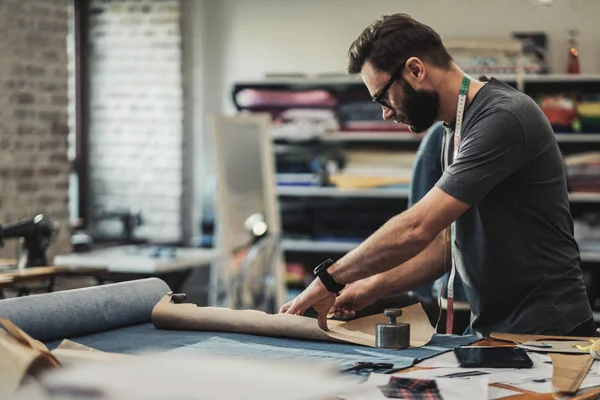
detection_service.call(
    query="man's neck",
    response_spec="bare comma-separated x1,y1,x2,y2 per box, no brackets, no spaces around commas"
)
435,64,485,125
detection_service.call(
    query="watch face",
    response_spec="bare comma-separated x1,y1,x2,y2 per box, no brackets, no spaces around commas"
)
315,259,333,274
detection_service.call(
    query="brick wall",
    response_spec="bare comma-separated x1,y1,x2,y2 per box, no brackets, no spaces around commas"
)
0,0,72,259
87,0,184,242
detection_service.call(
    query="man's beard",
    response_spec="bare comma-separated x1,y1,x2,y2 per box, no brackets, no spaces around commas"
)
399,79,440,133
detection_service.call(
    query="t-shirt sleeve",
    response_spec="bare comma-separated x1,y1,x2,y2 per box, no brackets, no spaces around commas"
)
435,109,525,205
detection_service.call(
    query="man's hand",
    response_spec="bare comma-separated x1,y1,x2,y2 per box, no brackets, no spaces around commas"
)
279,278,335,331
329,279,378,320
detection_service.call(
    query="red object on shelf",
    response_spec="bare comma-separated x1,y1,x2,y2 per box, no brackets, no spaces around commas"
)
567,47,580,74
567,30,580,74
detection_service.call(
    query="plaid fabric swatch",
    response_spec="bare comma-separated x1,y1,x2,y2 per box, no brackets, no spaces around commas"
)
378,376,443,400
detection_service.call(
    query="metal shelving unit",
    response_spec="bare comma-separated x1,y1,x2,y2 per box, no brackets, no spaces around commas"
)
234,70,600,303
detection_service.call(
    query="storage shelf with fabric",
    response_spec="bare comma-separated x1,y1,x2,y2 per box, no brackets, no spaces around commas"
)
230,70,600,315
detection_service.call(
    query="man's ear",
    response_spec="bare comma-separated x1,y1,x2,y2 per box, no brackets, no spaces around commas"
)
405,56,426,81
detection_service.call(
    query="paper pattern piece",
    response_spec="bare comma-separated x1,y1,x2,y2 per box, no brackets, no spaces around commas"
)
151,293,435,348
503,360,600,394
518,340,595,354
0,320,140,395
491,332,597,343
0,317,60,395
550,353,594,393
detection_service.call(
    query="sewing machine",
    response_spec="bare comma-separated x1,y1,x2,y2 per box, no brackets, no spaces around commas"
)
90,207,145,245
0,214,59,270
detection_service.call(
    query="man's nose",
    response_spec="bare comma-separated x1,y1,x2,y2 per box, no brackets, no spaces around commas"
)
382,106,394,121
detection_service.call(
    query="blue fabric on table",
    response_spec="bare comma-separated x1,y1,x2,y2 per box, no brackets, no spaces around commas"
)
0,278,170,342
45,322,478,374
45,322,207,353
165,332,479,372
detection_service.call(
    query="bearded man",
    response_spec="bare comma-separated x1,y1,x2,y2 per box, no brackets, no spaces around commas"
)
280,13,594,337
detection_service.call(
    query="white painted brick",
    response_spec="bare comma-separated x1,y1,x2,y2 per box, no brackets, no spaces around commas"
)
88,0,184,242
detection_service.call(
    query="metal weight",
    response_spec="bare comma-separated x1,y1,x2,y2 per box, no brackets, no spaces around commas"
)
376,308,410,350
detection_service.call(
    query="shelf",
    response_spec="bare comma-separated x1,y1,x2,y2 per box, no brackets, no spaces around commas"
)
274,132,600,145
569,193,600,202
277,187,600,202
273,131,423,144
276,173,319,186
556,134,600,143
284,238,600,262
520,74,600,83
321,132,423,143
276,186,409,198
490,73,600,83
581,251,600,263
579,240,600,263
234,76,363,86
235,74,600,87
282,239,358,253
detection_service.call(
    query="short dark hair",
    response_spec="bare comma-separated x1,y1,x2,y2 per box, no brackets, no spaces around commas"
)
347,14,453,75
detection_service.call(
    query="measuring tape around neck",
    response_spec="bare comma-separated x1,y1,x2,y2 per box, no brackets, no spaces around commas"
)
446,74,471,335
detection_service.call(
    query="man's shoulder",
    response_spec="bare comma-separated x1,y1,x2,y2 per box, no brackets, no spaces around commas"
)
479,79,541,118
467,79,547,133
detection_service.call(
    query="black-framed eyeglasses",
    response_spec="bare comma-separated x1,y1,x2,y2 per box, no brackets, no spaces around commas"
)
372,60,407,109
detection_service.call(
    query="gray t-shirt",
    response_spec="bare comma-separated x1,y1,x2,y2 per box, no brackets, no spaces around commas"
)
436,78,593,337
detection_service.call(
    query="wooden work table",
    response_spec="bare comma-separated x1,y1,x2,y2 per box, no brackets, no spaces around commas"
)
0,263,108,298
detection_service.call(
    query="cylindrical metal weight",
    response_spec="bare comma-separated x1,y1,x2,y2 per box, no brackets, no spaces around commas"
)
376,308,410,349
376,322,410,349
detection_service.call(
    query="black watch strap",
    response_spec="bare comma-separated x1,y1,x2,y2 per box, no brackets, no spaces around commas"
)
314,259,346,293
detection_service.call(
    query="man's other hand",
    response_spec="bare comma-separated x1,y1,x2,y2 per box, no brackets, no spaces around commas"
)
329,280,377,320
279,278,335,331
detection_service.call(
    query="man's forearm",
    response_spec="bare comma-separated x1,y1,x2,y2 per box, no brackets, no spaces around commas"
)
330,208,435,284
367,231,449,299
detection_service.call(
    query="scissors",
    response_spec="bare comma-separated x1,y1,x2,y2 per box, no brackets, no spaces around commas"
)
340,362,394,373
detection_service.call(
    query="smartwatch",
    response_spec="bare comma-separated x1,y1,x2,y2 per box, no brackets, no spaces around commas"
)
314,259,346,293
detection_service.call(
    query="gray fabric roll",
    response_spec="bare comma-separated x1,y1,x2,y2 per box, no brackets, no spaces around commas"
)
0,278,170,342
